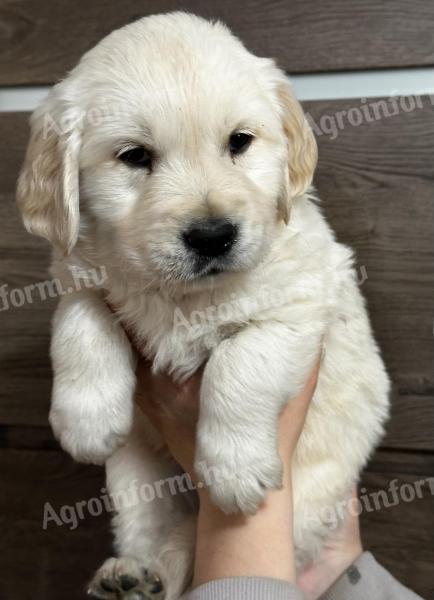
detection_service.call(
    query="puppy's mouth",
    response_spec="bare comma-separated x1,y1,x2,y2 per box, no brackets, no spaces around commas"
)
194,259,228,279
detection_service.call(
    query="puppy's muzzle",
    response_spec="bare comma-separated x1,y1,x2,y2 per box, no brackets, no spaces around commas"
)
183,218,238,259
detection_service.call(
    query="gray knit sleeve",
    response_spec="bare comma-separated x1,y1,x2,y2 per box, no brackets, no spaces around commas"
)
181,552,423,600
321,552,424,600
182,576,304,599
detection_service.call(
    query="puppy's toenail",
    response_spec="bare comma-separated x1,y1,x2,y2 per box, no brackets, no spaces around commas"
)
101,578,116,591
150,579,164,594
120,574,139,590
126,592,145,600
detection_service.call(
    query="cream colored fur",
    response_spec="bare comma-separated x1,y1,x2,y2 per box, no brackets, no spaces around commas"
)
16,12,389,599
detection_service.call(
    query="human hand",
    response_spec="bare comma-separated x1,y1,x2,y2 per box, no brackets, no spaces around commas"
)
135,356,320,586
297,486,364,600
135,360,202,477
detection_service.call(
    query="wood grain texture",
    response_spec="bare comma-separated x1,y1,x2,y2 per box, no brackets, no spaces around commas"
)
305,97,434,400
0,448,110,600
1,0,434,84
0,113,54,425
0,447,431,599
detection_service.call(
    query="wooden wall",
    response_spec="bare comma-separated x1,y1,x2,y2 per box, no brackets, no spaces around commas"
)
1,0,434,83
0,2,433,598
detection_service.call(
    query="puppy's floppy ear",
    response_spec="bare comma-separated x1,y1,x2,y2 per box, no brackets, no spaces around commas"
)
277,81,318,222
16,94,81,255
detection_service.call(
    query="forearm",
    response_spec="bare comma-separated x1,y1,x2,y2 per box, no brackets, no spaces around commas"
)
193,467,295,587
192,360,320,589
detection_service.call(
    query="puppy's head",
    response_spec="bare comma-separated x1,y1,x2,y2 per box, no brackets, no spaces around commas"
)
17,12,317,288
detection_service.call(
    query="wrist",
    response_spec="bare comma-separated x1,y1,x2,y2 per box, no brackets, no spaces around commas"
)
193,471,296,588
331,543,364,576
196,466,293,521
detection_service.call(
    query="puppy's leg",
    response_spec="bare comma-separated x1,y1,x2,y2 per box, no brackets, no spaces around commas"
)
195,321,321,515
49,289,136,464
89,410,196,600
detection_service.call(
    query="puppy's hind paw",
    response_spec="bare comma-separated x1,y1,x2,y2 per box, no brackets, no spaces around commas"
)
88,557,165,600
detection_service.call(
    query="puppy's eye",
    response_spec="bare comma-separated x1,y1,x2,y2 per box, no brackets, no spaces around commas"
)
118,146,153,169
229,132,253,155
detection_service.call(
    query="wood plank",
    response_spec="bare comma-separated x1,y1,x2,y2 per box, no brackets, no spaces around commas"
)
304,97,434,398
0,448,111,600
0,447,431,598
0,100,433,451
361,450,434,599
0,424,58,450
0,113,53,424
382,396,434,452
1,0,434,85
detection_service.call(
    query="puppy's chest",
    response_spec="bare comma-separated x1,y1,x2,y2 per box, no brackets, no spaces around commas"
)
129,296,244,379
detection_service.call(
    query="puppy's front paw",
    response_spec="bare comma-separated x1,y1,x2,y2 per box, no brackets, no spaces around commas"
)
49,381,133,464
50,403,131,464
195,431,283,515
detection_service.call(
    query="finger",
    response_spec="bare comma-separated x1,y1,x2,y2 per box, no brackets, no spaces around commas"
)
135,358,155,387
281,355,321,420
135,363,203,432
134,387,163,432
303,353,322,396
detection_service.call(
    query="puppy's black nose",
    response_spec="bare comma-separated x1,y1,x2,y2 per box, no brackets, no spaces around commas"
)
183,219,238,258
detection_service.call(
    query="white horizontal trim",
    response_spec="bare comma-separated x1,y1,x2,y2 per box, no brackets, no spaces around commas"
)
291,68,434,101
0,86,49,112
1,69,433,112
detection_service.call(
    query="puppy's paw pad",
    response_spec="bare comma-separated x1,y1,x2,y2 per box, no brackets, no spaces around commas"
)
88,557,165,599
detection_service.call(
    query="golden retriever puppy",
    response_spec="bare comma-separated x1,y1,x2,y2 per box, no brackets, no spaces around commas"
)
17,12,389,599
